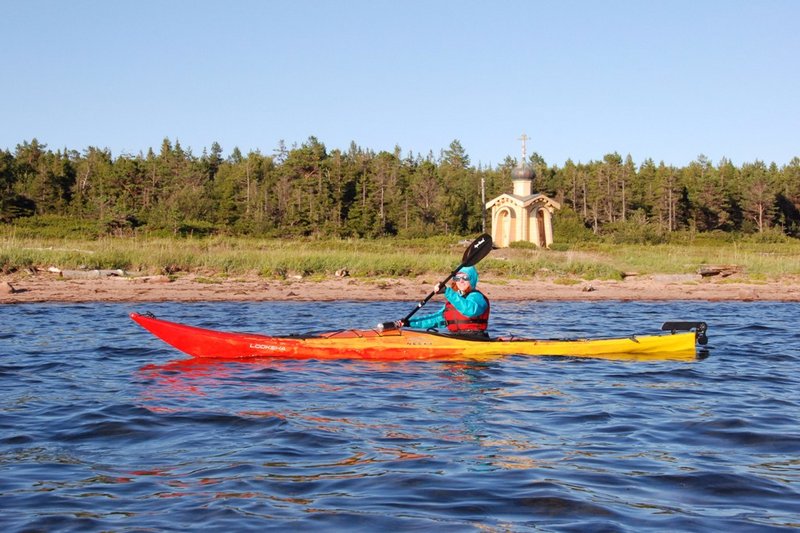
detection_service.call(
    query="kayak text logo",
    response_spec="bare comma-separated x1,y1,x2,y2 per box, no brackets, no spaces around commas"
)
249,343,288,352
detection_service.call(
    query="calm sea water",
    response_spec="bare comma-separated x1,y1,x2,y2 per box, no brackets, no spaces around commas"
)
1,300,799,532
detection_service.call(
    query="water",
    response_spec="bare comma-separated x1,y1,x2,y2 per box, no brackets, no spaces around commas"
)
1,300,799,531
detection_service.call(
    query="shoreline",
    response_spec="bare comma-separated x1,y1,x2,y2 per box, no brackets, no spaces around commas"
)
2,272,799,304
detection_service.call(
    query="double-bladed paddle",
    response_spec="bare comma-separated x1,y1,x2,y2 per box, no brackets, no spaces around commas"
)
378,233,493,331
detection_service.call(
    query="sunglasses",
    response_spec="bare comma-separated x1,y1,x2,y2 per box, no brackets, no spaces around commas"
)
453,274,470,282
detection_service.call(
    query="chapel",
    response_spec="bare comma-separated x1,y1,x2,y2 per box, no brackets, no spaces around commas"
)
485,134,560,248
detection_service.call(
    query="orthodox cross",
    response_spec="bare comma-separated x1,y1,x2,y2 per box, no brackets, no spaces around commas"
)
518,133,530,164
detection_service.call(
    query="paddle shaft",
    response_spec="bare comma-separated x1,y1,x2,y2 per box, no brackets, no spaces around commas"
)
401,269,459,324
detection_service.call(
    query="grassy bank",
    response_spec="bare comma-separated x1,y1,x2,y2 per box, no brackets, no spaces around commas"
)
3,230,800,281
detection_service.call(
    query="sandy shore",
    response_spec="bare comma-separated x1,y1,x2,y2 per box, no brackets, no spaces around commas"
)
2,271,798,303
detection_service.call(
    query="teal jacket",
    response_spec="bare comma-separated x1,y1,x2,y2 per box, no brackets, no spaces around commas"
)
407,266,489,330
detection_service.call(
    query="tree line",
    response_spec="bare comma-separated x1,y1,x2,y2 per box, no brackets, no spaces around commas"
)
2,137,799,240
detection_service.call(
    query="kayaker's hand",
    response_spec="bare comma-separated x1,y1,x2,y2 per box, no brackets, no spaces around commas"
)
394,319,408,328
434,282,444,294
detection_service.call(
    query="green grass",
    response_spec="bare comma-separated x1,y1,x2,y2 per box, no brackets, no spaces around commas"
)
0,234,464,278
2,229,800,281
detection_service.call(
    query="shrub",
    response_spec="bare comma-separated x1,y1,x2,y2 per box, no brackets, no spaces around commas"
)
601,213,670,245
4,215,98,239
552,207,596,244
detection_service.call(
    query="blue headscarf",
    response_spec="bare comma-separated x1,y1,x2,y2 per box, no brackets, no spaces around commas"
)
457,265,479,288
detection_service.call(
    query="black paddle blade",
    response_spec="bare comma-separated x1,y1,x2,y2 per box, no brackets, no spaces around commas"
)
461,233,493,267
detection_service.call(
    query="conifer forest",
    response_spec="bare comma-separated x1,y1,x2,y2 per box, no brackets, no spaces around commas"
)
2,137,799,242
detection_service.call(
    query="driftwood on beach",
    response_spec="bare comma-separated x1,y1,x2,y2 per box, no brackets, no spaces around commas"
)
44,267,129,279
698,265,743,278
1,281,17,294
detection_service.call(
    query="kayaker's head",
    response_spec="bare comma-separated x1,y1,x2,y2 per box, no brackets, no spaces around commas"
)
453,266,478,292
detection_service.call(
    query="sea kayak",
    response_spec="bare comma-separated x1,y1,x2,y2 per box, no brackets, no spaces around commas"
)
130,312,708,362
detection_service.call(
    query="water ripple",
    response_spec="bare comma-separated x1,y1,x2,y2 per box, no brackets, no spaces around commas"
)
1,301,799,531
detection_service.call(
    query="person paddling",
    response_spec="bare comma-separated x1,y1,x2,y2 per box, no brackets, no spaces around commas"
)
395,265,490,337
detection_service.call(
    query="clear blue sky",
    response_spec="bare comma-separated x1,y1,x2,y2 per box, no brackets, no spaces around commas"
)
2,0,798,168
